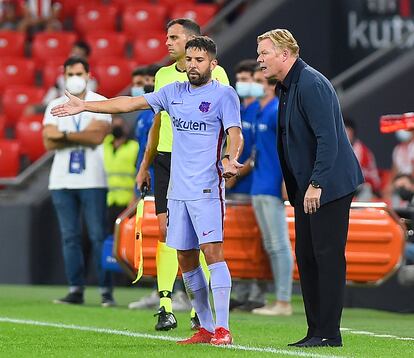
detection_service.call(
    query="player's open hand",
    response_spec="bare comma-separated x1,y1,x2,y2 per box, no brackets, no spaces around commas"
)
222,158,243,179
51,91,85,117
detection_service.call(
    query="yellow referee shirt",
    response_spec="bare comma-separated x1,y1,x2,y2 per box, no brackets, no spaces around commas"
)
154,63,229,152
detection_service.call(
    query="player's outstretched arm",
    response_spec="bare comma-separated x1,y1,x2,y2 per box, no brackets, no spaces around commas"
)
136,113,161,191
223,126,244,178
51,91,151,117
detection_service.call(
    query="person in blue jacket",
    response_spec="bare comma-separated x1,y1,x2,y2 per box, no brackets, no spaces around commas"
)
247,67,294,318
133,65,161,196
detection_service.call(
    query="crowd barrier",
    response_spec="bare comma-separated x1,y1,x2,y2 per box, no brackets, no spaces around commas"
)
114,198,405,286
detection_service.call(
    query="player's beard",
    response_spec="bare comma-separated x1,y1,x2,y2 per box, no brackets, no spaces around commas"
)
188,69,211,87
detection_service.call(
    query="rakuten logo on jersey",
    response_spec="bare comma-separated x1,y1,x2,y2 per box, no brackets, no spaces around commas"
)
172,116,207,132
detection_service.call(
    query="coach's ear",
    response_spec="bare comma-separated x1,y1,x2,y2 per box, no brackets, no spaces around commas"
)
210,58,218,71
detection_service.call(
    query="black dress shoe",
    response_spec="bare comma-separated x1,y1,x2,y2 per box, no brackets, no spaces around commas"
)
287,336,312,347
296,336,343,348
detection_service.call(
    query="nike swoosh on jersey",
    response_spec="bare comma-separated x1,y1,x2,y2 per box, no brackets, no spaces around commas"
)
202,230,215,236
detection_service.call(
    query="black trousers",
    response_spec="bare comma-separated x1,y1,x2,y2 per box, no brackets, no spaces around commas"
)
294,192,354,338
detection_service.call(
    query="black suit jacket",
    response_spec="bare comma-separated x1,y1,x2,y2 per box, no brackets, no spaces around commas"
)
277,59,364,207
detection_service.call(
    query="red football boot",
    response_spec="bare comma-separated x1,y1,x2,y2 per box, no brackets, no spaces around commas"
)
210,327,233,345
176,328,214,345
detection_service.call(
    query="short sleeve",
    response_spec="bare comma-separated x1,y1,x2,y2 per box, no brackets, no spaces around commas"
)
143,85,170,115
219,87,241,131
43,101,59,126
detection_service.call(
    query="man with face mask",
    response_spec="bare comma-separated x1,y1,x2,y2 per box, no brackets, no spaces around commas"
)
103,116,139,233
132,65,160,198
42,57,114,307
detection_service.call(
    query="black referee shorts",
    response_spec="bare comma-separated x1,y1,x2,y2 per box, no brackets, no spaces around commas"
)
153,151,171,215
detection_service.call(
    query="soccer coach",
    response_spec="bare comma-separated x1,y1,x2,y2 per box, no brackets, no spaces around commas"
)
257,29,364,348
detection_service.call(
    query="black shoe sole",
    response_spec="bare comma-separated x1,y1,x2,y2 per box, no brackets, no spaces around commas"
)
155,324,177,331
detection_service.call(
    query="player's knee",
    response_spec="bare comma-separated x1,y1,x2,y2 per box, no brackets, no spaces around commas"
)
200,243,224,265
177,249,200,272
157,213,167,242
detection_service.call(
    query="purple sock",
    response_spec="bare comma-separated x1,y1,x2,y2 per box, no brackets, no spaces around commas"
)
209,261,232,330
182,266,215,333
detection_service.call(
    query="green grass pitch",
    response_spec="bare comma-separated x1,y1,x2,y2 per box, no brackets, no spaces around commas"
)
0,285,413,357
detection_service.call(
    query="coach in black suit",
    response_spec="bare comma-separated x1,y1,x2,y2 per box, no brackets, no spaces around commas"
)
257,29,364,348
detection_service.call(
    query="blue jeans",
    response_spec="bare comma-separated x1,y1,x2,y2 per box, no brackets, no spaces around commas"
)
252,195,293,302
51,188,112,290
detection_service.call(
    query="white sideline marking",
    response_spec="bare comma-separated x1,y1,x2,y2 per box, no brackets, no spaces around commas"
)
341,327,414,341
0,317,343,358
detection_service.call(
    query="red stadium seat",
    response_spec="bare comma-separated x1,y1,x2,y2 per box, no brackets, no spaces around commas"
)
111,0,151,12
42,57,66,88
93,58,136,98
157,0,195,10
133,32,168,65
171,4,218,26
0,58,35,92
0,116,5,139
18,114,44,124
59,0,102,18
0,140,20,177
15,120,45,162
32,32,77,69
0,31,26,58
2,86,46,127
122,4,167,40
86,32,127,62
74,5,117,37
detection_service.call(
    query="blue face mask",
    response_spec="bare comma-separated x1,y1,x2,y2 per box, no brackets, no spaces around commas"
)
235,82,252,98
250,82,265,98
131,86,145,97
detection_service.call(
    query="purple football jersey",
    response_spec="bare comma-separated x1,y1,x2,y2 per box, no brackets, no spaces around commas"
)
144,80,241,200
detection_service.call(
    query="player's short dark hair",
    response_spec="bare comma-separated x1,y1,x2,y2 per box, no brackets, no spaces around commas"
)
145,64,162,77
235,59,259,75
64,57,90,73
185,36,217,58
167,18,201,36
132,67,147,77
73,41,91,57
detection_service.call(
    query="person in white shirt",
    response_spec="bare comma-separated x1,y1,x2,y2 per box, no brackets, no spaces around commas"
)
42,57,114,307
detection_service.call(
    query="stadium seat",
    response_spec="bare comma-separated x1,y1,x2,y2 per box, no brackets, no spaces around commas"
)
59,0,102,18
0,116,5,139
74,5,117,37
42,57,66,89
0,58,35,93
15,120,46,162
18,114,44,124
85,32,127,62
2,86,46,127
32,32,77,69
0,139,20,177
110,0,151,12
122,4,167,41
133,32,168,65
0,31,26,58
171,4,218,26
93,58,136,98
158,0,195,9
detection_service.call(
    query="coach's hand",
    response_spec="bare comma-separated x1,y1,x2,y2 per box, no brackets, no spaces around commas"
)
222,157,243,179
304,185,322,214
137,167,151,191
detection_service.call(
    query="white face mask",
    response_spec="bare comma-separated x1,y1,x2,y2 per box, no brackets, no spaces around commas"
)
395,130,413,142
250,82,265,98
65,75,87,95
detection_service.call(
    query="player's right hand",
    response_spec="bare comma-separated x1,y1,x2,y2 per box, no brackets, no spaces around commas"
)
51,91,85,117
137,167,151,192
